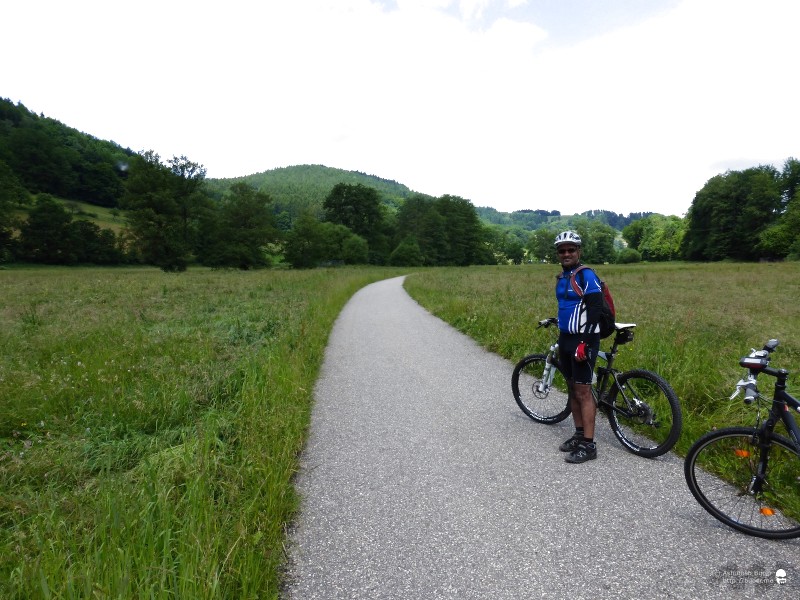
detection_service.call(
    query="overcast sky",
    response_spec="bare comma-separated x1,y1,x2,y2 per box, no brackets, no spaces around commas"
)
3,0,799,216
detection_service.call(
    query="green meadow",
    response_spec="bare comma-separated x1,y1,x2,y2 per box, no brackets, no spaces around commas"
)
1,262,799,598
405,262,800,447
0,266,399,599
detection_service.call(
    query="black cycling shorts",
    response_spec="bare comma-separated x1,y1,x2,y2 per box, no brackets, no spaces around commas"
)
558,332,600,385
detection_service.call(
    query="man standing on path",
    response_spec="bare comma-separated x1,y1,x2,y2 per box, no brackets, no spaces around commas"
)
553,231,603,463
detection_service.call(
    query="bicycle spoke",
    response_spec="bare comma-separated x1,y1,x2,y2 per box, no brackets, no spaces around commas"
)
511,354,571,424
607,369,681,458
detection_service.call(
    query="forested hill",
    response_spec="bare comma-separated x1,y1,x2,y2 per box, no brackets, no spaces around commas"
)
4,96,798,266
1,96,640,224
205,165,420,218
0,98,134,207
474,206,653,231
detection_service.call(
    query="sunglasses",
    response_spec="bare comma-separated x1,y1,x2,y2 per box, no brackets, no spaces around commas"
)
557,247,579,255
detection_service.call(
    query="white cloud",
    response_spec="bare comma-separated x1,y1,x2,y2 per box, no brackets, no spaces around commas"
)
2,0,798,216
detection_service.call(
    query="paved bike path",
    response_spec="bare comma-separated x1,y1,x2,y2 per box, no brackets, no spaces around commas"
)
284,276,797,599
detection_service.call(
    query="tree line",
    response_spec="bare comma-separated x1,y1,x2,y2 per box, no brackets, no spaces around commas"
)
1,148,500,270
680,159,800,261
4,151,799,269
2,96,798,267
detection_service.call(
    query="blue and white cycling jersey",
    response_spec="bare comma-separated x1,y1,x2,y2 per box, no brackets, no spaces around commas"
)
556,266,602,335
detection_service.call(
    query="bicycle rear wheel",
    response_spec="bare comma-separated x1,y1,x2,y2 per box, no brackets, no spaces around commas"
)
511,354,571,424
684,427,800,539
606,369,682,458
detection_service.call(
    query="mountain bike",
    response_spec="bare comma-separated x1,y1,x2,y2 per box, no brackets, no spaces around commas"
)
684,339,800,539
511,318,682,458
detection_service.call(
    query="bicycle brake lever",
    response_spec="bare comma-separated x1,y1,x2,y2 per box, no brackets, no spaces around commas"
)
731,378,758,404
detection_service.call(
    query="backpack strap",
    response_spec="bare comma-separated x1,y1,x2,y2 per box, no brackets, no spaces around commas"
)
569,265,591,297
569,265,598,337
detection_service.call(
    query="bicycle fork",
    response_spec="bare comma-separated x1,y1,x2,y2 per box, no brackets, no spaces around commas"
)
745,427,773,498
536,347,558,397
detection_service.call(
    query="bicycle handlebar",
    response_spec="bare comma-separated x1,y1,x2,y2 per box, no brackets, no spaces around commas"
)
731,376,759,404
732,339,782,404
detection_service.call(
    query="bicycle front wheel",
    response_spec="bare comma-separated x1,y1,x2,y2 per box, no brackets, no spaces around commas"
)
511,354,571,424
684,427,800,539
606,369,682,458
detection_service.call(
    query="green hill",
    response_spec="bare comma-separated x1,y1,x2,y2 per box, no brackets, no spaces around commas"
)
1,96,646,229
205,164,423,218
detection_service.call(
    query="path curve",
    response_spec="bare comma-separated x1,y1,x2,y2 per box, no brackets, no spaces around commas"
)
284,276,797,599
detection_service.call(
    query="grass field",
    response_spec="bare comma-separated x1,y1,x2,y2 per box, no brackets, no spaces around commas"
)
0,265,400,599
14,198,126,233
404,262,800,447
2,262,798,597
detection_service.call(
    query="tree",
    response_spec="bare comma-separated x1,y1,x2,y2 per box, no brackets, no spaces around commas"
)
323,183,390,263
637,215,685,261
122,151,211,271
681,166,782,261
617,247,642,263
434,195,488,265
622,219,646,250
484,227,525,264
389,236,425,266
622,214,686,261
569,220,617,264
284,211,369,268
68,220,123,264
526,227,558,263
340,232,369,264
394,195,447,265
0,159,28,261
781,157,800,209
18,194,74,263
284,211,322,269
504,236,525,265
197,183,280,269
323,183,381,237
759,190,800,260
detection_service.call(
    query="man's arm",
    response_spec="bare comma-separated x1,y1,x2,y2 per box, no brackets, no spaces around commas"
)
583,290,603,333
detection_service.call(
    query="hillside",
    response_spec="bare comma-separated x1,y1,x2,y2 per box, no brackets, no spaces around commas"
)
1,96,645,229
0,98,134,208
205,165,423,218
474,205,653,232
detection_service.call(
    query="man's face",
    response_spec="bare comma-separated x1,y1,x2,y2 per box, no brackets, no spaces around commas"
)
557,244,581,268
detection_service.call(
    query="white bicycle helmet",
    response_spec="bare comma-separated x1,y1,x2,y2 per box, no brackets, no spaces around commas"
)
553,230,582,247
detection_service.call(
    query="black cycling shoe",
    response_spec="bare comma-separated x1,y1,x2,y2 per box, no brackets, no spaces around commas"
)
559,435,582,452
565,442,597,463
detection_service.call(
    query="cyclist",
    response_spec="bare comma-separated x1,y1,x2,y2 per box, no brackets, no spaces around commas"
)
553,231,603,463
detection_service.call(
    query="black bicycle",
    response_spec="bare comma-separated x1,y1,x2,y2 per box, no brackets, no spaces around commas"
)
684,339,800,539
511,318,682,458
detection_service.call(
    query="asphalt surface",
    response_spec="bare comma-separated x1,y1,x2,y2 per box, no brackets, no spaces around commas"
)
284,276,798,599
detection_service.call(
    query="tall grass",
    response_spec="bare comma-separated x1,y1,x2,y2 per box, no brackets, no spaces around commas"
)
404,262,800,451
4,262,798,597
0,265,399,599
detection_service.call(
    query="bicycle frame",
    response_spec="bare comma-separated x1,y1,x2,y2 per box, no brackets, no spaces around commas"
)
539,325,634,413
736,350,800,495
684,339,800,538
518,317,681,458
763,374,800,447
